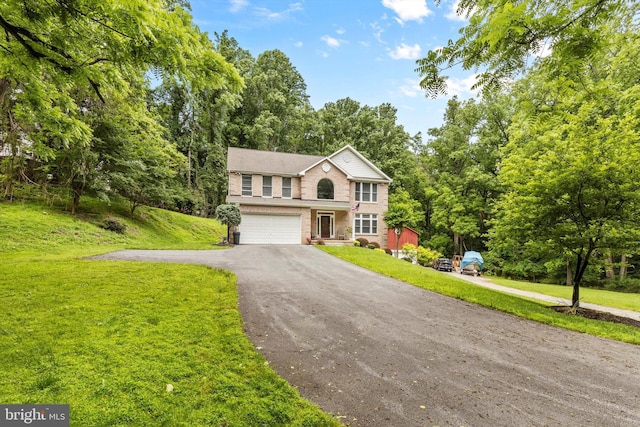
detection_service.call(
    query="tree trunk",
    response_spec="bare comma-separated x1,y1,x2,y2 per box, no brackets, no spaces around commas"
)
604,250,615,280
572,252,585,308
72,190,81,215
571,243,595,308
571,280,580,308
619,254,628,281
130,201,138,217
566,257,572,287
453,232,462,256
70,177,86,216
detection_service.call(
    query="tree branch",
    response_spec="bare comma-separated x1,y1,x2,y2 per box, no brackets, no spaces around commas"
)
57,0,133,40
0,13,73,73
88,78,105,103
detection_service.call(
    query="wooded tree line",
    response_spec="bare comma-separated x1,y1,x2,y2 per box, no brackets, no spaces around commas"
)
1,0,638,302
415,0,640,305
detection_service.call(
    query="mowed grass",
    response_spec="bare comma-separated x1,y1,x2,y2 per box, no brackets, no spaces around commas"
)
490,277,640,312
0,197,228,254
0,196,339,426
319,246,640,346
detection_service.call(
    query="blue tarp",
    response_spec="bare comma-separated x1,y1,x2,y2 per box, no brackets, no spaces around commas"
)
461,251,484,270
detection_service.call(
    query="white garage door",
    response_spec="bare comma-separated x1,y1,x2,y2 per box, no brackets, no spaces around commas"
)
240,214,301,244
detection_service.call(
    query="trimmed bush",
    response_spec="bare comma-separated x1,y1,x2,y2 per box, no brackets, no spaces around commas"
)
369,241,380,248
103,219,126,234
356,237,369,247
416,246,442,267
401,243,417,263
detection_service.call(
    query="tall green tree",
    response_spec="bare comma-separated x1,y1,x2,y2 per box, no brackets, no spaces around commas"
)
384,189,424,256
420,96,505,256
238,49,313,152
317,98,417,183
0,0,241,210
106,99,185,216
489,27,640,307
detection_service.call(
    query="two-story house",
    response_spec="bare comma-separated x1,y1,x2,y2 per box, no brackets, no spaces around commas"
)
226,145,392,246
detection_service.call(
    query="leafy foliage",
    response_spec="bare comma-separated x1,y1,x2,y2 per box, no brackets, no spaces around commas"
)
420,96,506,256
215,203,241,241
0,0,241,210
489,25,640,306
384,189,423,231
416,0,636,97
215,204,242,228
416,246,443,267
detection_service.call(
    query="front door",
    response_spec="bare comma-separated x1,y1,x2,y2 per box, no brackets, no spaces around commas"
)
317,212,334,239
320,216,331,238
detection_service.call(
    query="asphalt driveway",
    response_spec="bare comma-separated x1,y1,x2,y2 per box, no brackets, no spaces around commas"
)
93,246,640,426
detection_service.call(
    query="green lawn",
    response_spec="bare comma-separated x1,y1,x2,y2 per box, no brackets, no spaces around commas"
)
5,192,637,426
0,196,338,426
490,277,640,312
319,246,640,346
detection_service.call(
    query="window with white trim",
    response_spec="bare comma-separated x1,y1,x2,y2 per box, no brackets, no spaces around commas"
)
355,182,378,202
262,176,272,197
282,177,292,198
242,174,252,196
355,213,378,234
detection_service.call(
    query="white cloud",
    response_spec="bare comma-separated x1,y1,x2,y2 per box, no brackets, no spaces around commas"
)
370,22,385,43
398,78,422,97
389,43,421,60
446,74,479,98
229,0,249,13
336,28,346,35
294,41,303,48
254,2,303,21
445,0,474,21
382,0,432,23
321,35,342,48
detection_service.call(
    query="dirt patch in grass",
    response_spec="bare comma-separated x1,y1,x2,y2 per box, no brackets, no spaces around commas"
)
551,306,640,328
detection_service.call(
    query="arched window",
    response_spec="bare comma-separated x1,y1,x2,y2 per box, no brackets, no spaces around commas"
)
317,178,334,199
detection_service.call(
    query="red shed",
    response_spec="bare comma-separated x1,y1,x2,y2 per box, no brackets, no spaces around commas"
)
387,226,419,250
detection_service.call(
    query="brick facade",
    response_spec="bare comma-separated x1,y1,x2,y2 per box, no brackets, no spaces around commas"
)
226,146,391,246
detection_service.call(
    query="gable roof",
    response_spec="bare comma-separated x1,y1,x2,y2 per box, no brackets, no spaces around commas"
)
227,147,323,176
328,145,392,182
227,145,391,183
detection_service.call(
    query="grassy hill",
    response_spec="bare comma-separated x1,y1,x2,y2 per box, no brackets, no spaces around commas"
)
1,194,227,255
0,193,338,426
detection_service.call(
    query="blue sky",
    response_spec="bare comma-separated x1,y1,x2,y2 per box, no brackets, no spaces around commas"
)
189,0,478,138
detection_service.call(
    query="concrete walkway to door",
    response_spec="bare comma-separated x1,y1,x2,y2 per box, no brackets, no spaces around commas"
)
92,246,640,426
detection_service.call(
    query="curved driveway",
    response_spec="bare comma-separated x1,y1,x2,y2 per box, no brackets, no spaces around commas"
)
93,246,640,426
